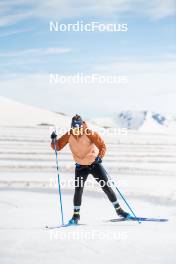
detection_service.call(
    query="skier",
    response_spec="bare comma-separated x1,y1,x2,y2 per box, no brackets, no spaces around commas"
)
51,114,129,224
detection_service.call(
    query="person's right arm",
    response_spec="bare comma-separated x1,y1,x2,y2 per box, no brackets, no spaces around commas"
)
51,132,70,151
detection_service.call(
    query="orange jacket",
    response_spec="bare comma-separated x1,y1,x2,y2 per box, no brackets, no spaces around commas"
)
51,122,106,165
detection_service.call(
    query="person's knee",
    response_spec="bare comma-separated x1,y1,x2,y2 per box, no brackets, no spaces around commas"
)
102,185,116,201
74,187,83,196
102,185,111,194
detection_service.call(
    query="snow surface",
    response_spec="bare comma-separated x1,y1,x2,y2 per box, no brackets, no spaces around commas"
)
0,189,176,264
0,96,71,128
0,98,176,264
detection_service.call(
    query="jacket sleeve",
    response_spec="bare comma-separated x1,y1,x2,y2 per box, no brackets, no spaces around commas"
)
87,131,106,158
51,132,70,151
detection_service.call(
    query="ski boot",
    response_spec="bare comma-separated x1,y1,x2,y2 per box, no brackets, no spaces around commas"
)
115,204,130,218
68,213,80,225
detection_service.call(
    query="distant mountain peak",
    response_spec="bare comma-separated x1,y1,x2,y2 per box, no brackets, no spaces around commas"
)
91,110,176,132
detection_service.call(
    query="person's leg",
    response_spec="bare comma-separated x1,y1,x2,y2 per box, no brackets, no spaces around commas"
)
91,163,129,218
71,166,89,222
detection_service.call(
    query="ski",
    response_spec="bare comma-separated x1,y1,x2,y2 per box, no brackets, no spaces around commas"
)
108,216,168,223
45,223,85,229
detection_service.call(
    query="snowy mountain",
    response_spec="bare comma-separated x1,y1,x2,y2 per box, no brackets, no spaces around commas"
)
0,96,71,128
114,111,147,129
1,96,175,133
0,97,99,131
91,110,176,132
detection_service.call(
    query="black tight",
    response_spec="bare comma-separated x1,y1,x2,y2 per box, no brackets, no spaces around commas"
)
73,163,118,207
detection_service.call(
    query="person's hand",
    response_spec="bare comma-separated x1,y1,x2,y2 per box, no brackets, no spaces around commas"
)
95,156,102,164
51,131,57,140
75,163,81,169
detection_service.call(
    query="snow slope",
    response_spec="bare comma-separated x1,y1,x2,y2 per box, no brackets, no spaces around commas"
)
0,96,71,128
0,96,100,132
0,189,175,264
0,97,176,264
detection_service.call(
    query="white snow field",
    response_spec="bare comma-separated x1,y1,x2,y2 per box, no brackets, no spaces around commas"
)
0,96,71,128
0,97,176,264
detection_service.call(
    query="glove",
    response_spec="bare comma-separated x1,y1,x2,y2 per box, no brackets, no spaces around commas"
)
95,156,102,164
75,163,81,169
51,131,57,140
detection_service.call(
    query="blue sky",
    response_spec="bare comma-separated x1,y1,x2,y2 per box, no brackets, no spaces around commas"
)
0,0,176,117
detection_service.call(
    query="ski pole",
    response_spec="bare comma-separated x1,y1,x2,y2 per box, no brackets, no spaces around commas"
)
105,169,141,224
53,138,64,225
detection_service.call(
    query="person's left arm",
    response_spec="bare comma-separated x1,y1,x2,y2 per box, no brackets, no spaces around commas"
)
87,131,106,158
